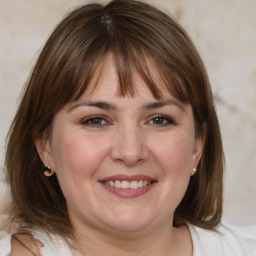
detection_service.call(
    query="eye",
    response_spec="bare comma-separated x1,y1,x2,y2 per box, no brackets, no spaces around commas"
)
148,115,175,126
81,116,109,127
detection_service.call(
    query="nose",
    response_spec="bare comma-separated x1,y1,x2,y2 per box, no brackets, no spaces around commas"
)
110,125,150,167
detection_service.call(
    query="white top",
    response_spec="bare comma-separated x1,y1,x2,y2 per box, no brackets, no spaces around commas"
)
0,223,254,256
187,223,254,256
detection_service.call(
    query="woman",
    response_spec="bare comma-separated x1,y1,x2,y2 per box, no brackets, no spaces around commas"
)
0,0,252,255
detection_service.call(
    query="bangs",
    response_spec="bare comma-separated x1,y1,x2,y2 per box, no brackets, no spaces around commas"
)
71,39,190,104
35,2,203,124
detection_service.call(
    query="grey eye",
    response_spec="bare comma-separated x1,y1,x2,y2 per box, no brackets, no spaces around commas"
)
81,116,108,126
149,116,175,126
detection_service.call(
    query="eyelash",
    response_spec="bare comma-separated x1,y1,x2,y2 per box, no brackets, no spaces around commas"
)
81,115,110,127
147,115,176,127
80,115,176,128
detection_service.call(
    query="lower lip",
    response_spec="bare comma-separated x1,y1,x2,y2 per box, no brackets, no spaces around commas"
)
100,182,156,198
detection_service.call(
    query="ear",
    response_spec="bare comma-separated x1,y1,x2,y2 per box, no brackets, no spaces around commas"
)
191,123,206,175
34,136,54,170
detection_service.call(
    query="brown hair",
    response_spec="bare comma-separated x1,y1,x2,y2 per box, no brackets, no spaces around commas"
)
5,0,224,236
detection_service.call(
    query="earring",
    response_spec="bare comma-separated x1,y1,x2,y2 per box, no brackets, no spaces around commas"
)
193,168,196,172
44,166,54,177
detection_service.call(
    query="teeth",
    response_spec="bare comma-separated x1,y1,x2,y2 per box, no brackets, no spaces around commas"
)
121,181,130,189
138,180,144,188
115,180,121,188
129,180,138,189
103,180,152,189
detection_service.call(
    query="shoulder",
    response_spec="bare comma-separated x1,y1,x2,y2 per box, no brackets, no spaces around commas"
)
235,225,256,256
0,228,60,256
11,233,42,256
188,222,254,256
0,232,12,256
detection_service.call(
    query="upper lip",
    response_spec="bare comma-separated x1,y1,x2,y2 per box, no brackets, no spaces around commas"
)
98,174,157,182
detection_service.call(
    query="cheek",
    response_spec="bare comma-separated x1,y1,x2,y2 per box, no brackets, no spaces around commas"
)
145,133,195,218
50,129,110,182
49,130,111,207
150,132,195,174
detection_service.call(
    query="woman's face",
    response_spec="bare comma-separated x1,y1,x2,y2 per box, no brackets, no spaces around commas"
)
37,55,204,235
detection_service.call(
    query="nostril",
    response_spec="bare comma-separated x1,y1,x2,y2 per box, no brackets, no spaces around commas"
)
110,135,149,166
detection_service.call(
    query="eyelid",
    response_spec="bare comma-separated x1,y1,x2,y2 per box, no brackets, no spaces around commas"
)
79,114,176,128
80,115,111,127
146,114,176,126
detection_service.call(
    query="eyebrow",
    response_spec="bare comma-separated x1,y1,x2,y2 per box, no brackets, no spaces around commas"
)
68,101,116,112
142,100,186,112
68,99,185,112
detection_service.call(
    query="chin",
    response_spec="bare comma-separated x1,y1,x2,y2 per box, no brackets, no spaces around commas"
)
101,208,154,233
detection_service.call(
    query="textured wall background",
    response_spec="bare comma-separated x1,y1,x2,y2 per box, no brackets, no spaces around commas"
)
0,0,255,227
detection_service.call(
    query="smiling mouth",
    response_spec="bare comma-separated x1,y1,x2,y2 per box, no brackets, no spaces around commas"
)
98,175,157,197
101,180,153,189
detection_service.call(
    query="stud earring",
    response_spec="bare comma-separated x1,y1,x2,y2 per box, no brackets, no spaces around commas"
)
193,168,196,172
44,166,54,177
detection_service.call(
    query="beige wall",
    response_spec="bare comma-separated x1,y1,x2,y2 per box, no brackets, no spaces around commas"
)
0,0,255,226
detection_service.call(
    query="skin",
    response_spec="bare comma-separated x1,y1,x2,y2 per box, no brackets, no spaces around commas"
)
10,233,43,256
35,54,204,256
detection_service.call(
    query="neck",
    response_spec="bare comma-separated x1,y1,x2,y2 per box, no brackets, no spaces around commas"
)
69,219,192,256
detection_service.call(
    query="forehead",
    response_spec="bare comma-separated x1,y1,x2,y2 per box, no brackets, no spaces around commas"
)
69,54,190,115
82,53,176,101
